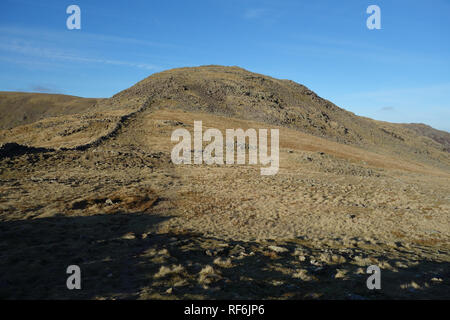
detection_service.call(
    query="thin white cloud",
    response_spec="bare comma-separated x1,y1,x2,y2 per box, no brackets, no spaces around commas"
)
0,25,174,71
0,26,176,49
244,8,268,19
341,83,450,103
335,84,450,131
29,84,63,94
273,33,448,66
0,38,159,70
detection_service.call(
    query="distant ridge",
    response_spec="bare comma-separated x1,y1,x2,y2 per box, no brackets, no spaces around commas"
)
0,91,102,130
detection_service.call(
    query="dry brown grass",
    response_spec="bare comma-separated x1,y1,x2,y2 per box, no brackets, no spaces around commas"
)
0,66,449,300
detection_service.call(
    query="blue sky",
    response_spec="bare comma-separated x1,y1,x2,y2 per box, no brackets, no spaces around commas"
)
0,0,449,131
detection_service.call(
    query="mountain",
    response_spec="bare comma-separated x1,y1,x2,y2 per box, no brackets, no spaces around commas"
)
399,123,450,153
0,66,449,299
1,66,448,168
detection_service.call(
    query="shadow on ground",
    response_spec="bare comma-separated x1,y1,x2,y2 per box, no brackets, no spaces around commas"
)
0,212,448,299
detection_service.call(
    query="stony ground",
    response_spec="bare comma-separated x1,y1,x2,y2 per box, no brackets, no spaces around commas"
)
0,107,449,299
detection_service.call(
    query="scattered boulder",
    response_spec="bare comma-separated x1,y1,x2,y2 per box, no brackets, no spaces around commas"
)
268,245,289,253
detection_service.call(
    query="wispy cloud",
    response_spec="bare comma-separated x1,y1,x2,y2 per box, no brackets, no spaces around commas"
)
334,83,450,132
244,8,268,19
0,26,165,71
275,33,448,66
242,6,281,23
0,36,159,71
341,83,450,103
0,26,176,49
28,84,63,94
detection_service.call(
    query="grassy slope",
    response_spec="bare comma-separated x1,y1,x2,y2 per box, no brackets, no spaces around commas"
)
0,91,102,130
0,66,448,169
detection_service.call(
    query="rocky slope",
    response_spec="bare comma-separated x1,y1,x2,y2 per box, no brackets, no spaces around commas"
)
0,66,449,299
1,66,448,168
